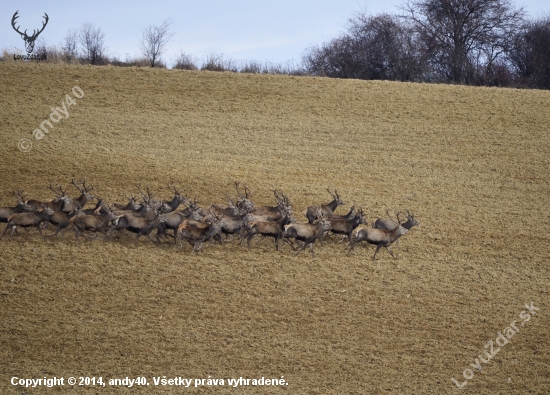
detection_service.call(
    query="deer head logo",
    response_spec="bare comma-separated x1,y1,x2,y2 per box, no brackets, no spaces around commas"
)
11,11,49,54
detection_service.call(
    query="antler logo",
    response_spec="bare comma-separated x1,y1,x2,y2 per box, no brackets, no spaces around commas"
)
11,10,49,54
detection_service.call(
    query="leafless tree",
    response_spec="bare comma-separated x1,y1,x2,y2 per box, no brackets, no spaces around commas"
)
508,16,550,89
61,29,79,63
303,13,426,81
400,0,524,84
79,23,106,65
139,19,174,68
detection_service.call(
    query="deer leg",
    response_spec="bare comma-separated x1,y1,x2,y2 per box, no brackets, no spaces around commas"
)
309,243,315,257
0,224,10,239
294,241,308,256
275,235,280,251
386,245,396,259
372,244,383,260
134,233,142,246
346,241,357,255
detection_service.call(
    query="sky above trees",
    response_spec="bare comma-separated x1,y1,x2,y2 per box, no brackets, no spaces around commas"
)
1,0,548,66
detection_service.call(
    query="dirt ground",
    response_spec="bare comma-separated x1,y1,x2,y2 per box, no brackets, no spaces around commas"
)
0,62,549,394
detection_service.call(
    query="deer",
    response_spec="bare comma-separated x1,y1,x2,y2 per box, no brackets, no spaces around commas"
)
206,183,254,218
245,205,295,250
347,213,409,260
177,211,227,254
283,209,332,256
64,179,95,211
0,205,54,239
47,199,108,237
162,184,188,213
106,193,167,246
217,198,253,242
250,190,292,218
304,189,345,223
0,190,33,223
110,193,139,211
326,207,367,242
155,198,203,244
11,11,49,54
372,210,420,247
24,184,68,212
70,206,119,241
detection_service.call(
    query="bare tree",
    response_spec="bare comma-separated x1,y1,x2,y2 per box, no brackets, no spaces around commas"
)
400,0,524,84
79,23,106,65
509,16,550,89
139,19,174,68
61,29,79,64
174,51,198,70
303,13,426,81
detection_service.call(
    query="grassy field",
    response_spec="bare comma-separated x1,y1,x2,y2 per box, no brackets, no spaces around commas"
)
0,62,549,394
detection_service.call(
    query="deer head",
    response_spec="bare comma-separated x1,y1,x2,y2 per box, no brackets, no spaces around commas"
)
11,11,49,54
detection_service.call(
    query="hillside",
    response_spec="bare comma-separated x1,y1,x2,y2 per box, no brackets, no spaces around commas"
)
0,62,549,394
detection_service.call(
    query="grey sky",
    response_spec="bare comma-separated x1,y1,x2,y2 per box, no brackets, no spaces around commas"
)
1,0,548,67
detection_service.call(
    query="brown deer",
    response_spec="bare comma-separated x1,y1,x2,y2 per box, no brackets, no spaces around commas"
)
70,206,118,240
283,210,332,256
347,213,409,259
304,189,345,223
106,192,167,245
25,184,67,212
372,210,419,247
250,190,292,218
62,179,95,213
177,212,227,254
0,190,33,223
155,198,203,244
0,205,54,239
245,205,295,251
327,207,367,242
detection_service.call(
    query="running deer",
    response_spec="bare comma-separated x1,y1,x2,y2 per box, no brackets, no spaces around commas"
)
283,209,332,256
347,213,409,259
304,189,345,223
0,190,33,223
106,192,167,246
245,205,295,251
63,179,95,213
177,211,227,254
372,210,419,247
0,205,55,239
70,206,118,240
327,207,367,242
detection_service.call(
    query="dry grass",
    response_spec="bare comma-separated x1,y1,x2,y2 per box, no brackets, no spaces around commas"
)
0,62,549,394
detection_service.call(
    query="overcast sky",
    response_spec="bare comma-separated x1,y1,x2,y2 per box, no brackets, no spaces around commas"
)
1,0,548,67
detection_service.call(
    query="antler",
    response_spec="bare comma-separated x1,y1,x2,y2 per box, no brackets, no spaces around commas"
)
13,190,27,203
167,182,180,196
11,11,49,40
71,178,85,194
49,183,66,197
11,11,25,37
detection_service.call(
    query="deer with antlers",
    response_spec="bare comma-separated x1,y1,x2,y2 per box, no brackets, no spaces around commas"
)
106,189,167,246
11,11,49,54
245,203,295,251
61,179,95,213
372,210,419,247
326,207,367,242
283,209,332,256
177,211,227,254
0,191,33,223
347,212,409,259
0,205,54,239
155,197,203,244
304,189,345,223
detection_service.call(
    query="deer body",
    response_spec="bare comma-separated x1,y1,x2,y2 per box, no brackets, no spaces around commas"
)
0,207,54,239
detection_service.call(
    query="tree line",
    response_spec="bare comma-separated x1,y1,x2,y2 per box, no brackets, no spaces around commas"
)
303,0,550,89
4,0,549,89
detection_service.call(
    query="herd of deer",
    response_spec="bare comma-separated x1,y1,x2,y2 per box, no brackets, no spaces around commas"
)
0,180,419,259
